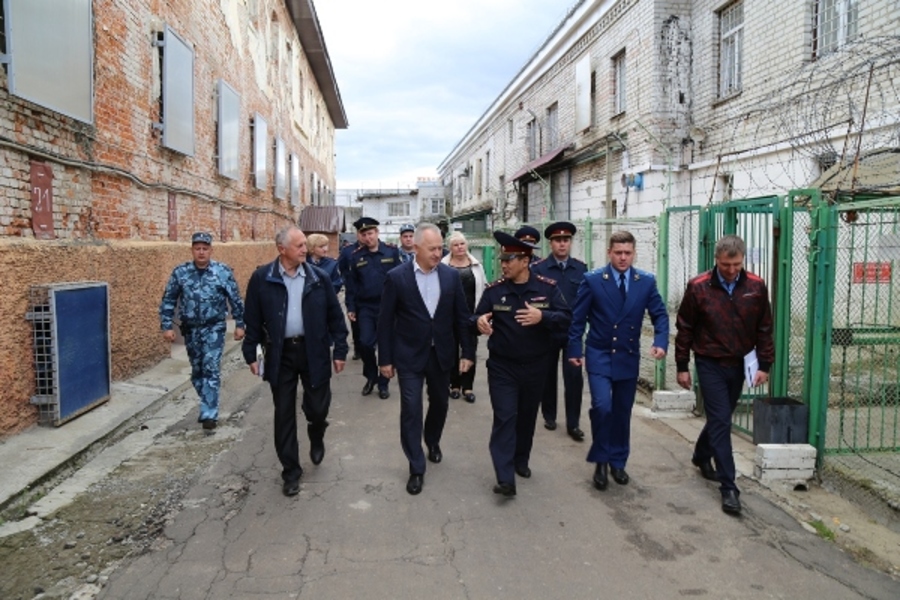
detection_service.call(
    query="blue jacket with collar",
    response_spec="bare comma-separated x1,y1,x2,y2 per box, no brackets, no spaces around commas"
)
567,264,669,381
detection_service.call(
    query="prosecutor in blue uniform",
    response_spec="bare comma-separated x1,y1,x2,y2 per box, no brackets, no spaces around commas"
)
567,230,669,491
345,217,401,398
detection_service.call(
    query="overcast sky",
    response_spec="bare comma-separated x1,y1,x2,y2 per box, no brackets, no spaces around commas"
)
314,0,577,191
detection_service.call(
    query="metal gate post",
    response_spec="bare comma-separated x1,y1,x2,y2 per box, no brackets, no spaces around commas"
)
771,195,793,398
655,210,670,390
802,189,837,463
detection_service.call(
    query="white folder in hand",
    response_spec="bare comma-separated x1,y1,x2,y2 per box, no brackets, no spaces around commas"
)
256,344,265,378
744,349,758,388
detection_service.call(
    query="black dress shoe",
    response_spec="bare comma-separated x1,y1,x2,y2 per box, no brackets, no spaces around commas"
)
515,465,531,479
722,490,742,514
201,419,217,431
593,463,609,490
310,441,325,466
427,445,442,464
378,388,390,399
449,388,461,399
611,467,629,485
282,479,300,497
493,482,517,497
463,392,476,403
544,419,557,431
692,456,718,481
361,380,375,396
406,474,423,495
567,427,585,441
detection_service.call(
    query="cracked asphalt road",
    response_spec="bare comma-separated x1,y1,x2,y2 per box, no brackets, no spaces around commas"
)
2,354,899,599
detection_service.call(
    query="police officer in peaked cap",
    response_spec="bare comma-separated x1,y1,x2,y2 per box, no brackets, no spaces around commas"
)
531,221,588,440
471,231,571,497
344,217,401,398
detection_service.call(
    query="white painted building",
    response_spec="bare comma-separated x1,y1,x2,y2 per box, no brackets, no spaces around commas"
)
438,0,900,229
337,178,450,241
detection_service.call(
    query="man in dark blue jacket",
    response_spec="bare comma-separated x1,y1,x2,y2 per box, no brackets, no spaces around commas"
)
531,221,588,439
242,226,349,497
377,224,475,495
345,217,401,399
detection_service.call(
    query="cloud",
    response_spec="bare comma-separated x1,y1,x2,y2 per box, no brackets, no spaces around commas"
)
314,0,576,189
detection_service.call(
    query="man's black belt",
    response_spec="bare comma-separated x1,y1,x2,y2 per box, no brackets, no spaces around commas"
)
284,335,305,345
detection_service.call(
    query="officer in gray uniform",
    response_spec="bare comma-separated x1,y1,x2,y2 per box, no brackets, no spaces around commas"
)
398,223,416,264
159,232,245,430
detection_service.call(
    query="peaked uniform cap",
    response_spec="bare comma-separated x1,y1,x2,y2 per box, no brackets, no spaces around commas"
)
514,225,541,243
494,231,536,260
353,217,380,232
545,221,577,239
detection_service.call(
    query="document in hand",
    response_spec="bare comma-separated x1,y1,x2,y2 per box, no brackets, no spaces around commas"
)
256,344,265,378
744,349,758,388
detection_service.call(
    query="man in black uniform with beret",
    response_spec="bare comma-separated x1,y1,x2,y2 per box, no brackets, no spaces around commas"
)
473,231,571,497
531,221,588,440
345,217,401,399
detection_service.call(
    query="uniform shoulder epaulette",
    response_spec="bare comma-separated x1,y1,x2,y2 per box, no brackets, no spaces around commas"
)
572,257,587,266
351,245,365,254
531,257,548,267
383,241,397,247
485,277,507,289
535,274,557,286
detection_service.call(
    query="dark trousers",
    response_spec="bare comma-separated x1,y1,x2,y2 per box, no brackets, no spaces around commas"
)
271,338,331,483
585,372,638,468
449,333,477,391
487,356,548,485
350,318,360,352
356,302,389,390
693,356,745,494
540,344,584,429
399,347,450,475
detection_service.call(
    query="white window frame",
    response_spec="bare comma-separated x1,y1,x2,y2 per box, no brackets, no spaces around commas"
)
388,201,410,217
718,1,743,99
814,0,858,58
613,51,627,115
546,103,559,148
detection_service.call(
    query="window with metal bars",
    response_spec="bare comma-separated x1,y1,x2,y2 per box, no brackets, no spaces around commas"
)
718,1,743,98
813,0,858,58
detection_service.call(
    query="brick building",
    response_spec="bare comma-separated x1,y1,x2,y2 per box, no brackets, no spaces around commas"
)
439,0,900,227
0,0,346,434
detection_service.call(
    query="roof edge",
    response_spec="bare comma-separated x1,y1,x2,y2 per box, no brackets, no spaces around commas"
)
285,0,348,129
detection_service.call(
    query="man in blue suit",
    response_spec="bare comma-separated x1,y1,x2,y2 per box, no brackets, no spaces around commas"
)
567,230,669,491
378,224,475,495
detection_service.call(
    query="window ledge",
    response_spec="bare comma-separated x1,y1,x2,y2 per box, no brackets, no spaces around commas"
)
712,90,742,108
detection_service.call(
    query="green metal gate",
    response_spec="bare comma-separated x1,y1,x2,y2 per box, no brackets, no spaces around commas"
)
695,197,782,434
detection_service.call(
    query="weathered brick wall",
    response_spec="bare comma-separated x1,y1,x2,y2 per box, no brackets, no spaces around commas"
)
0,240,275,436
0,0,336,242
0,0,343,435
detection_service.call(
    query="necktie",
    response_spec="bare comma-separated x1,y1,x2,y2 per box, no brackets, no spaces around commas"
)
618,272,627,300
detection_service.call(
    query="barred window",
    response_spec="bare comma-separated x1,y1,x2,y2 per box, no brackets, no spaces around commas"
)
814,0,858,58
718,1,743,98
